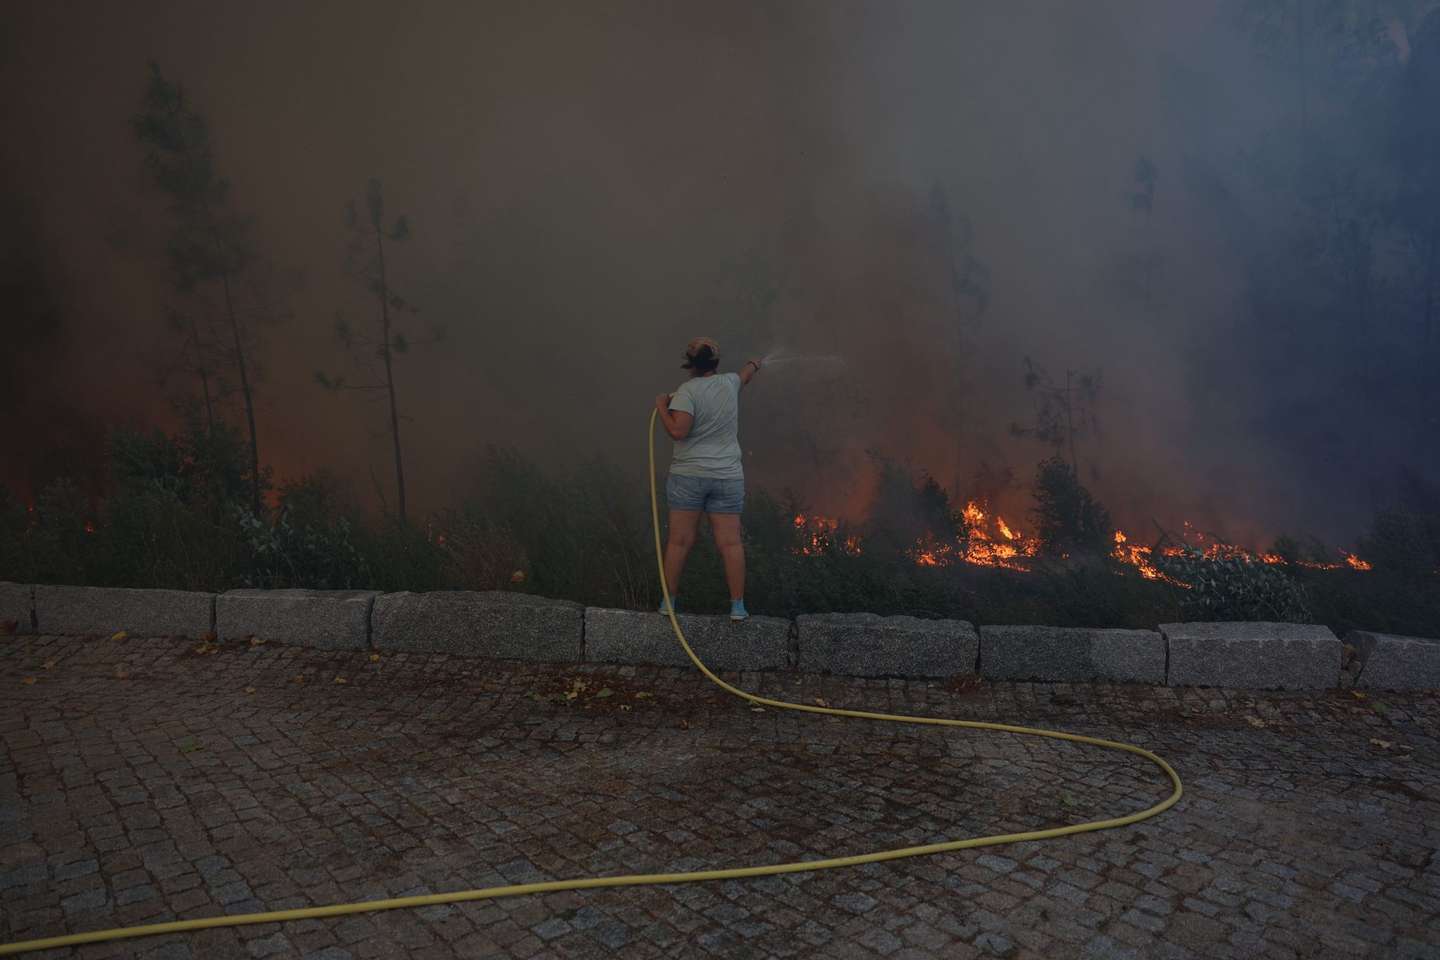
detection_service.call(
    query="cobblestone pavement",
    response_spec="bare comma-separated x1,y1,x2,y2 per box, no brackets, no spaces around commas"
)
1,636,1437,959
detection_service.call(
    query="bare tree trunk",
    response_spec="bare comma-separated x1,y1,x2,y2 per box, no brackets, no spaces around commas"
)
1426,228,1437,354
375,227,407,524
1143,210,1154,309
954,451,962,514
1297,0,1309,140
188,314,215,435
1065,371,1084,537
220,269,261,515
1065,370,1079,477
1423,232,1437,437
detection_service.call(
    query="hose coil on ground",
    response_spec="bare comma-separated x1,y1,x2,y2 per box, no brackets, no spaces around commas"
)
0,412,1182,957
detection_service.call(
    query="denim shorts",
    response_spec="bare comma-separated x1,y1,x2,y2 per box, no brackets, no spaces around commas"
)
666,474,745,514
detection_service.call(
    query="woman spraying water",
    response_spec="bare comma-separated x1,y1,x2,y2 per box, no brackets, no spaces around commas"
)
654,337,763,620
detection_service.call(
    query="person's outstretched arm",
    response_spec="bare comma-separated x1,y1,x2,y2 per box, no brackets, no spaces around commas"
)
655,394,694,440
738,358,762,388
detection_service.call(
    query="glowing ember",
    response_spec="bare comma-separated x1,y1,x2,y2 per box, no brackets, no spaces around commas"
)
1344,553,1373,571
907,533,956,568
83,521,96,534
792,514,862,557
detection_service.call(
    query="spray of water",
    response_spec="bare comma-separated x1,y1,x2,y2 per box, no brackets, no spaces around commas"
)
760,346,848,374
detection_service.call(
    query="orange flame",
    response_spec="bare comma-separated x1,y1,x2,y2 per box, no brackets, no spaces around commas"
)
1111,529,1172,582
902,501,1038,571
789,506,1372,580
1108,524,1371,583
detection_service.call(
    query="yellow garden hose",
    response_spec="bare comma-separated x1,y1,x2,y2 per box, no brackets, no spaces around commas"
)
0,412,1182,957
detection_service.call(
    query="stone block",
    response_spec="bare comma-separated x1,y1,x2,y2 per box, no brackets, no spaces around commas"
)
1,582,33,634
796,613,978,678
372,591,582,661
33,585,214,638
584,608,790,670
216,589,376,650
979,625,1165,683
1346,630,1440,691
1161,621,1340,689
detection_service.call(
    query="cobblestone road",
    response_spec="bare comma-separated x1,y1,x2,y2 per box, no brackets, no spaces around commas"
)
2,635,1437,959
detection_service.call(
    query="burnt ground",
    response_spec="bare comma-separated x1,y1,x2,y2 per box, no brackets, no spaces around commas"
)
2,635,1438,959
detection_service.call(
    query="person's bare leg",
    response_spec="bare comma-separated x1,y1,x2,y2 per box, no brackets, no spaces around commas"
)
663,510,702,601
709,513,746,602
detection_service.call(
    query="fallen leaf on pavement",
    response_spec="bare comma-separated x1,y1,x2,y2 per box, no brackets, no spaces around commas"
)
42,658,58,670
334,676,348,685
111,631,128,641
369,653,381,663
244,687,256,695
1370,738,1394,749
1245,716,1268,728
21,676,36,685
595,688,613,699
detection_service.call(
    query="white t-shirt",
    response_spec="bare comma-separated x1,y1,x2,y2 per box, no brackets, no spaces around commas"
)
668,372,743,480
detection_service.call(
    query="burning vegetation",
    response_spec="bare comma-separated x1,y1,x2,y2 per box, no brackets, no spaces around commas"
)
3,423,1435,638
903,500,1037,571
792,513,862,557
787,450,1376,601
793,502,1371,587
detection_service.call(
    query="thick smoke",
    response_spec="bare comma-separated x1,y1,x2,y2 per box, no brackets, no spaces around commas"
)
2,1,1433,547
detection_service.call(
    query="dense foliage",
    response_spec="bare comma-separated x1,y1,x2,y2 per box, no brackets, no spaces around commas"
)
3,424,1436,638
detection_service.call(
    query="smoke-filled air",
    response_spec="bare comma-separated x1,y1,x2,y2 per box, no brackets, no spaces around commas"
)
3,1,1439,631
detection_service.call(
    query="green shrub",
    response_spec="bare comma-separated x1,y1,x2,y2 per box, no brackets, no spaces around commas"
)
21,477,96,585
0,486,24,581
102,483,245,590
1154,548,1312,622
450,448,653,608
862,457,956,557
1032,456,1113,557
1362,509,1440,581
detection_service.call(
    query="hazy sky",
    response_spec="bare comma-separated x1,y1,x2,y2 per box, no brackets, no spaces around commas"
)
2,1,1421,545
